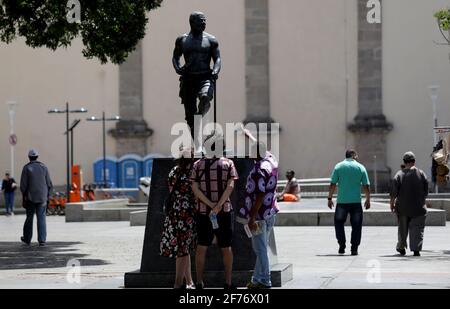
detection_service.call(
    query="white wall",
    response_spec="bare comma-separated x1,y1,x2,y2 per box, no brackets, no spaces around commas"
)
383,0,450,178
269,0,358,178
0,39,119,185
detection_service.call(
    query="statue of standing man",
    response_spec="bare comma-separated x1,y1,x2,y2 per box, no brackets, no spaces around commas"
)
172,12,221,143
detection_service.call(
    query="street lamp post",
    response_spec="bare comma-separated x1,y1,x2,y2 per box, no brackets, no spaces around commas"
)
49,103,87,201
87,112,120,187
429,85,440,146
6,101,17,178
66,119,82,170
429,85,440,193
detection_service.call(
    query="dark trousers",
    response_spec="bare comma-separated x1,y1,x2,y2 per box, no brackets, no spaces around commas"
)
23,202,47,243
180,75,213,138
397,215,426,252
334,203,363,248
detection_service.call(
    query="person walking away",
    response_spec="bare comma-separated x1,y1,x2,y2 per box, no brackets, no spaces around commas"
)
20,149,53,246
327,149,371,256
390,152,428,257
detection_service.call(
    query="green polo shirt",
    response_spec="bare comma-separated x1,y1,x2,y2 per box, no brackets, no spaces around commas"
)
330,159,370,204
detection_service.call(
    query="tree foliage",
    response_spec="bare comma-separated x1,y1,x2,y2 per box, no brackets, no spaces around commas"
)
434,9,450,44
0,0,163,64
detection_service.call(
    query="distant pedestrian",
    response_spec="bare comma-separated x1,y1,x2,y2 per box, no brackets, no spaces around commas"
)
20,149,53,246
390,152,428,257
2,171,17,216
160,147,197,289
327,149,371,256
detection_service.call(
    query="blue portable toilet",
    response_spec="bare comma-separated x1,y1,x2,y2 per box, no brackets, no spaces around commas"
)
143,153,165,178
93,156,118,188
118,154,143,188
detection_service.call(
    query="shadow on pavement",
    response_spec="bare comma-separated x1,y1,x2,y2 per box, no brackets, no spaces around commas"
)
316,254,352,257
379,250,450,261
0,241,109,270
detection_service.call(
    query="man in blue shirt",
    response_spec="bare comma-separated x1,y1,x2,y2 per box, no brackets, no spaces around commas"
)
327,149,371,255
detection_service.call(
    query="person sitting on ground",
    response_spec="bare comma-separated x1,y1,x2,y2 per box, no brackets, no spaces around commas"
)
277,170,300,202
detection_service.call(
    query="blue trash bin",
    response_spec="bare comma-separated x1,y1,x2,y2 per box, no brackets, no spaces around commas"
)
143,153,165,178
93,156,118,188
118,154,143,188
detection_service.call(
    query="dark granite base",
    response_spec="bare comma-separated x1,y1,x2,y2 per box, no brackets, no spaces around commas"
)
125,263,292,288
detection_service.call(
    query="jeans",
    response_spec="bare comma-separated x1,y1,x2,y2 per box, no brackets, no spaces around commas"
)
23,202,47,243
251,215,276,287
4,191,14,214
334,203,363,248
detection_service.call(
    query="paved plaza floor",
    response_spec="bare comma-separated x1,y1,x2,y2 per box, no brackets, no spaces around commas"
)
0,215,449,289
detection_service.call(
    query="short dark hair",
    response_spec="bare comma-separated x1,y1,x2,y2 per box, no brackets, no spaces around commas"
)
345,149,357,159
286,170,295,176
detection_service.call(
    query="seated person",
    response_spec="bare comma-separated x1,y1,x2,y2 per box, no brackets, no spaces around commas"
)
277,170,300,202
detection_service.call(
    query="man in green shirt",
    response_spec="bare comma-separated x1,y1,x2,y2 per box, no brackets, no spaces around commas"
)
327,149,371,256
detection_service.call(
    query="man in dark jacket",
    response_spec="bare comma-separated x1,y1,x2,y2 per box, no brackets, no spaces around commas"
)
20,149,53,246
390,152,428,257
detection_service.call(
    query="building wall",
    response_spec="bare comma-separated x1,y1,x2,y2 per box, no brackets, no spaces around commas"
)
383,0,450,179
0,39,119,185
269,0,358,178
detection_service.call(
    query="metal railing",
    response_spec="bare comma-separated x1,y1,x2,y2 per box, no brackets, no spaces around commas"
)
277,178,331,197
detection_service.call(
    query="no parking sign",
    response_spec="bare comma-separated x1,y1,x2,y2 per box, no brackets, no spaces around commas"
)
9,134,17,146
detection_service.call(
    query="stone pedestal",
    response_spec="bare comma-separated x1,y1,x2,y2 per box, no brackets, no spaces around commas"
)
124,158,293,288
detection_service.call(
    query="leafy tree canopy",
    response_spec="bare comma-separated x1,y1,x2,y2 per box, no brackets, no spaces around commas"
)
0,0,163,64
434,9,450,45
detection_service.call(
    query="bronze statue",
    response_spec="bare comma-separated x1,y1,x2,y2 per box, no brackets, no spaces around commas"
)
172,12,221,138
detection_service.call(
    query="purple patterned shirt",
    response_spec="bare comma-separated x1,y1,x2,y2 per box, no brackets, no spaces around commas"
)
242,152,279,221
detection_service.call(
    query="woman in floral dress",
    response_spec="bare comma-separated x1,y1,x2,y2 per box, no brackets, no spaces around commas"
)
160,149,197,289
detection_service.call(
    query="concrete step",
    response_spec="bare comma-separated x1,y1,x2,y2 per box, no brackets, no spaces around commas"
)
128,208,446,227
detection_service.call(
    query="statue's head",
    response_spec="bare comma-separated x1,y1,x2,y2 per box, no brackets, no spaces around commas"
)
189,11,206,33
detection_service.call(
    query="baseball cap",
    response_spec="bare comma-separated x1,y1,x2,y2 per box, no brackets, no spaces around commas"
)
403,151,415,162
28,149,39,157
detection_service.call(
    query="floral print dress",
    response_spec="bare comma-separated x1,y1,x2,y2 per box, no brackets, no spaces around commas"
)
160,165,197,258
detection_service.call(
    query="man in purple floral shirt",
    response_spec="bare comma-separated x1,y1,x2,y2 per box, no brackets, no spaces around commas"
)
243,141,279,289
